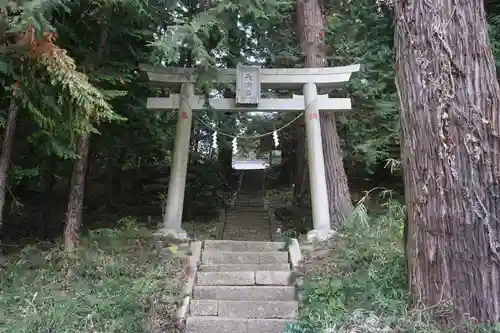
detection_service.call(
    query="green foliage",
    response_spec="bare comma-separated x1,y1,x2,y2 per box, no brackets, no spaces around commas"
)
324,0,398,174
9,165,39,185
183,218,221,240
184,159,229,216
150,0,294,70
1,0,122,140
1,1,500,331
282,196,409,333
0,218,185,333
285,194,500,333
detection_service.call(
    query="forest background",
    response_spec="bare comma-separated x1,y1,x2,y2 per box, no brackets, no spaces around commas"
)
2,0,500,332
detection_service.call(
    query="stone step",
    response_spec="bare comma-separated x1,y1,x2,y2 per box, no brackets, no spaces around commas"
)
255,271,290,285
237,193,264,196
226,211,268,215
223,223,270,228
186,316,294,333
197,271,254,285
202,251,288,265
232,201,264,205
227,215,266,218
223,234,271,241
223,226,269,230
228,210,266,214
224,217,269,221
238,192,264,196
199,263,290,272
221,229,271,235
204,240,284,252
232,204,264,207
232,203,267,208
193,286,295,301
225,219,268,223
232,206,264,209
197,271,290,286
190,300,298,318
233,201,264,205
225,213,268,218
229,202,264,205
222,236,273,241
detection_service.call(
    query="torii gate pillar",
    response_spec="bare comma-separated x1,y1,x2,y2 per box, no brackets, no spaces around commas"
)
161,83,194,239
303,82,333,241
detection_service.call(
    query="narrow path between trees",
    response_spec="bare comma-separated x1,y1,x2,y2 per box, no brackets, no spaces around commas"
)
222,170,272,241
185,170,297,333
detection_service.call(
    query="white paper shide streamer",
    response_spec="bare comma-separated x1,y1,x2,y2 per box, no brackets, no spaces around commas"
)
212,131,218,149
232,137,238,155
273,130,279,148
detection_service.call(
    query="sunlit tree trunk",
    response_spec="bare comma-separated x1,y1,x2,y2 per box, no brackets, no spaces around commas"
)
395,0,500,323
64,133,90,250
296,0,353,226
0,98,19,229
64,24,108,250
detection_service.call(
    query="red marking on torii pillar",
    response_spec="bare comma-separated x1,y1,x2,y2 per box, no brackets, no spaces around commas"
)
309,112,319,120
180,111,188,120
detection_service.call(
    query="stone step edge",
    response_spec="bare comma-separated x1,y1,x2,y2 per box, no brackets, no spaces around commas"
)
203,240,286,252
173,241,202,327
201,251,289,265
193,285,296,301
185,316,295,333
197,271,290,286
189,299,298,318
199,263,290,272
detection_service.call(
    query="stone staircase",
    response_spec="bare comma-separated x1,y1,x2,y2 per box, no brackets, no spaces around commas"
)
186,240,297,333
223,170,272,241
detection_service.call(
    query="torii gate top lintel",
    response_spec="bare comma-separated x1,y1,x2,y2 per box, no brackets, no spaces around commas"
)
138,63,360,89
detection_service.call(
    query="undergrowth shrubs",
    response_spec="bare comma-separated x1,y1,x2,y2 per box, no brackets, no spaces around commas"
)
285,197,417,333
265,187,294,209
265,187,313,235
286,192,500,333
0,217,185,333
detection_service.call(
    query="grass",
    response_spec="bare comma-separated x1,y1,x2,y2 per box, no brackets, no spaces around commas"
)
285,196,414,333
183,214,223,240
271,188,500,333
0,217,186,333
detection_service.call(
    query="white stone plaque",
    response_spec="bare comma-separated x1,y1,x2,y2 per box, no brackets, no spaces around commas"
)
236,65,260,105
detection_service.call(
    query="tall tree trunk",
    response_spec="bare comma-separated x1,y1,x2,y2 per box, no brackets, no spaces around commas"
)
0,99,18,229
321,114,352,224
64,24,108,250
83,149,96,202
64,133,90,250
395,0,500,323
296,0,353,226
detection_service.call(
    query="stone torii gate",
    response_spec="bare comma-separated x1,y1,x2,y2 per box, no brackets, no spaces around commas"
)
140,64,360,241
